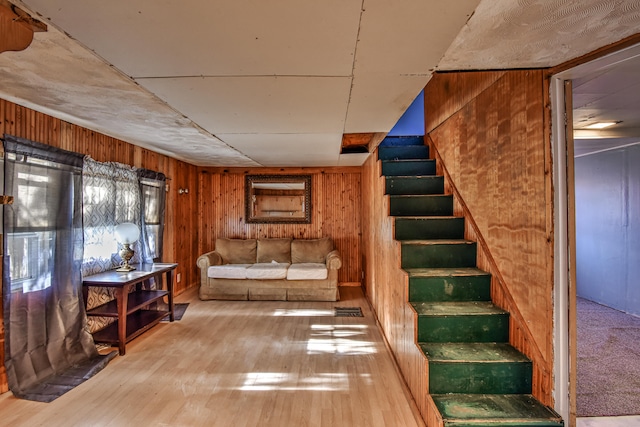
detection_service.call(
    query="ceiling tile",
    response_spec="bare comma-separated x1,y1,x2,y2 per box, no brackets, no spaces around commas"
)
219,133,342,166
355,0,480,74
23,0,363,77
137,76,352,134
439,0,640,70
344,74,428,133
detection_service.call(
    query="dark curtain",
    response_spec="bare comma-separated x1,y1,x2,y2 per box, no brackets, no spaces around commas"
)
138,169,166,263
2,135,115,402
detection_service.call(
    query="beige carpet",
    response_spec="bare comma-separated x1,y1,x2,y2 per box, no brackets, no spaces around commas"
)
577,297,640,417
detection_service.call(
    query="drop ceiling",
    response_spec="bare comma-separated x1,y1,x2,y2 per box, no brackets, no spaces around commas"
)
1,0,640,166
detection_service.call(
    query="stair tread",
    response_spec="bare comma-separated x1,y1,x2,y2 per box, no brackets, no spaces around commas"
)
386,175,440,178
412,301,507,316
395,216,459,221
401,239,475,245
406,267,490,277
382,158,433,162
432,394,563,425
385,176,441,183
420,342,530,363
389,195,452,199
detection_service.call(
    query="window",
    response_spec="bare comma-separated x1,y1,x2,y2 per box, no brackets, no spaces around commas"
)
139,176,166,262
4,151,82,294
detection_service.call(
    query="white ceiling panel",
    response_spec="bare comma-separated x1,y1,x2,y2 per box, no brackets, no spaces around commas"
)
439,0,640,70
354,0,479,74
345,74,429,133
137,76,353,134
21,0,363,77
338,152,371,167
219,133,342,167
0,27,256,167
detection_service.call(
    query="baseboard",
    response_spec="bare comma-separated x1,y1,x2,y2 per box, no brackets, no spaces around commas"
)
339,282,362,287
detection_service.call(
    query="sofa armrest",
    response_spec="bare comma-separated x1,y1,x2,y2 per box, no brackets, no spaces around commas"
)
325,249,342,270
197,251,223,269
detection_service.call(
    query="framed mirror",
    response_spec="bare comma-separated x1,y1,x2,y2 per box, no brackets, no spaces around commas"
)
245,175,312,224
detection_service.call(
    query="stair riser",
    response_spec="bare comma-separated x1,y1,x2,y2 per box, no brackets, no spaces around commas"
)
429,362,532,394
401,243,476,269
378,145,430,160
390,196,453,217
382,160,436,176
409,275,491,302
417,314,509,342
379,136,424,146
396,217,465,240
385,176,444,195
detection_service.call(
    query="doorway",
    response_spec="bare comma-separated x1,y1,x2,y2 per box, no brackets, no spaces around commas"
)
552,43,640,426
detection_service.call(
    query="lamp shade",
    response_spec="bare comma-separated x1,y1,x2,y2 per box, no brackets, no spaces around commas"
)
114,222,140,244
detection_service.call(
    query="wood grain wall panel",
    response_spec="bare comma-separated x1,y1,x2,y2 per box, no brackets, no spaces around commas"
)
424,71,505,134
361,154,431,420
0,97,200,394
197,168,362,284
425,70,555,405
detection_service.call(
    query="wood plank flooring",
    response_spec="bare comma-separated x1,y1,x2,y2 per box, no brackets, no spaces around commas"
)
0,287,424,427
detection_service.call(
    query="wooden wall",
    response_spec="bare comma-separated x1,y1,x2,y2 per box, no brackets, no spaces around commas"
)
361,154,431,417
0,97,201,393
197,167,362,285
425,70,555,405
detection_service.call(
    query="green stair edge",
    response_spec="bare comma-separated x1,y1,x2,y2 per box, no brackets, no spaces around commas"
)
432,394,563,427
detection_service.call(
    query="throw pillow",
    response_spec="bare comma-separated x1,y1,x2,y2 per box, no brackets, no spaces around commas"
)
291,237,333,263
257,238,292,263
215,238,257,264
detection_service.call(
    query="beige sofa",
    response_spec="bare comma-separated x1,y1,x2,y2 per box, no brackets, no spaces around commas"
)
197,237,341,301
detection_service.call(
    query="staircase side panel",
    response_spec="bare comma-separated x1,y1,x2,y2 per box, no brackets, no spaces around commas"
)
362,151,433,423
425,70,555,407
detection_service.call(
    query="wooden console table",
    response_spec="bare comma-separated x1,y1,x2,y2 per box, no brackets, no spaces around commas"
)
82,263,178,355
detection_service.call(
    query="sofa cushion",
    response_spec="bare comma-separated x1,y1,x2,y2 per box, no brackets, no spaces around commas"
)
286,263,328,280
257,238,292,263
208,264,252,279
246,262,290,279
216,238,257,264
291,237,333,263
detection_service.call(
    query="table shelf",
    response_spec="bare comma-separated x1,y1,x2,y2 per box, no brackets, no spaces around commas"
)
86,290,168,317
92,310,168,344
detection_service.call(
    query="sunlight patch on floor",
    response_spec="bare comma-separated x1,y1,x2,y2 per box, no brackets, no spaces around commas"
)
307,324,376,355
272,308,334,317
240,372,366,391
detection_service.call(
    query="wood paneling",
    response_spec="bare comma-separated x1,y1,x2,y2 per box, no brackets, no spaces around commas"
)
0,97,200,393
197,167,362,284
424,71,505,134
425,70,555,405
361,154,431,419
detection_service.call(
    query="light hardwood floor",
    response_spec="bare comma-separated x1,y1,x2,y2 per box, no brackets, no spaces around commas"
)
0,287,424,427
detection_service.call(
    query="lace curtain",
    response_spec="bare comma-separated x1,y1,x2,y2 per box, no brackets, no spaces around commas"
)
82,157,141,277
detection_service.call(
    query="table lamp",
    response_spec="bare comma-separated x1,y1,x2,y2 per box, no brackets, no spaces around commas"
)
114,222,140,272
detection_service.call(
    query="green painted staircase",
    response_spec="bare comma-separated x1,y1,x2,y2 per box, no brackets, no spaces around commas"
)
378,136,563,427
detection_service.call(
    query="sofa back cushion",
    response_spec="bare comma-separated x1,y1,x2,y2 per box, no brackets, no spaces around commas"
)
215,238,257,264
291,237,333,263
257,238,292,263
